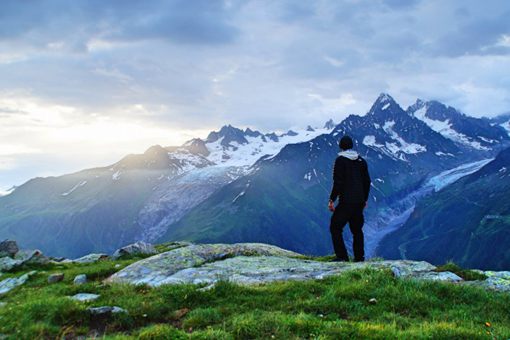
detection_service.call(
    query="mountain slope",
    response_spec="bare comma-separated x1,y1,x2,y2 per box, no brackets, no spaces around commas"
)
378,147,510,270
0,124,332,257
159,94,506,256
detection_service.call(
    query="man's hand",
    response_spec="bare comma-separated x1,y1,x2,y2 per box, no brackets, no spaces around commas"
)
328,200,335,212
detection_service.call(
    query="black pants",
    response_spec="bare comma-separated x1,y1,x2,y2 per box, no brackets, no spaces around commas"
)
330,203,365,261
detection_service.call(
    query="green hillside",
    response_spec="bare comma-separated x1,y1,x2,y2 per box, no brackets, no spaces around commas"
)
1,244,510,339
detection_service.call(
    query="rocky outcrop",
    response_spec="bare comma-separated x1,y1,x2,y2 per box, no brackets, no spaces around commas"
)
112,241,157,259
0,240,18,258
107,243,510,292
0,249,50,272
64,253,109,264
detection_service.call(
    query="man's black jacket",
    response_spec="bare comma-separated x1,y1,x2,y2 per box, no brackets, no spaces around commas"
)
329,153,371,204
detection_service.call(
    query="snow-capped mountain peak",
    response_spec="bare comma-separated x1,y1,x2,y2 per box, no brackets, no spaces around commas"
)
368,93,400,115
408,99,509,151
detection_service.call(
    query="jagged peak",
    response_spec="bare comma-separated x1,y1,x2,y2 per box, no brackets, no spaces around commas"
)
144,144,167,155
323,119,336,130
206,124,248,144
368,93,401,116
376,92,396,104
244,127,263,138
306,125,315,132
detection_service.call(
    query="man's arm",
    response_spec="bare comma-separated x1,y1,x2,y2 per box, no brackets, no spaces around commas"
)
362,159,371,203
329,158,341,202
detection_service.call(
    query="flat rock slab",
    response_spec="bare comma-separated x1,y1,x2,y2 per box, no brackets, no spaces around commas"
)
65,253,109,264
107,243,302,285
0,271,37,295
106,243,510,292
468,271,510,292
69,293,100,302
87,306,127,315
107,243,441,286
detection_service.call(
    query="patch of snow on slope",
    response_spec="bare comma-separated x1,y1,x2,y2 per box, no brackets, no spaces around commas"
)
500,120,510,135
383,121,427,154
435,151,454,157
0,186,16,197
363,135,384,148
112,171,121,181
413,107,488,150
62,180,87,196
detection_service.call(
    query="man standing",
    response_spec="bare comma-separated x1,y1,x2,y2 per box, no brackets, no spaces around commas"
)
328,135,371,262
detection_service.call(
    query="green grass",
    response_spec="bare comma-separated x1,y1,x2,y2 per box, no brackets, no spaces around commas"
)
1,259,509,339
435,261,488,281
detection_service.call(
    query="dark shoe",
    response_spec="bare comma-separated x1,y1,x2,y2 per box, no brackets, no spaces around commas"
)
331,257,348,262
354,258,365,262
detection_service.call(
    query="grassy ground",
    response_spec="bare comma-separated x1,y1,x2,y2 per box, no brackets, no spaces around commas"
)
0,258,509,339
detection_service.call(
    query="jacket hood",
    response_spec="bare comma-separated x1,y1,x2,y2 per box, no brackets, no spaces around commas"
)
338,150,359,160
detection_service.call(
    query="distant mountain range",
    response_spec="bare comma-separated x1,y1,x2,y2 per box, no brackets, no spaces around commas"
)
1,93,509,269
0,122,333,257
379,146,510,270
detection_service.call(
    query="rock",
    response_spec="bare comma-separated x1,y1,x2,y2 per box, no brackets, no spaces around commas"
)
14,249,50,265
197,284,215,292
388,261,437,278
107,243,303,285
71,253,109,264
0,257,23,272
415,271,463,282
50,256,67,262
369,298,377,304
73,274,87,285
0,271,37,295
107,243,448,287
87,306,127,315
1,250,50,271
469,271,510,292
48,273,64,283
69,293,100,302
0,240,19,258
114,264,121,268
105,242,510,293
112,241,157,259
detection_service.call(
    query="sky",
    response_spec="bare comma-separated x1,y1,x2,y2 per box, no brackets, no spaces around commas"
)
1,0,510,191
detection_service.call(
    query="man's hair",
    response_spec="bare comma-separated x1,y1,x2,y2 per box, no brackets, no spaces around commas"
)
339,135,354,150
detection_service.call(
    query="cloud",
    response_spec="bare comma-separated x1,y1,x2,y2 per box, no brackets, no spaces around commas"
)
0,0,510,188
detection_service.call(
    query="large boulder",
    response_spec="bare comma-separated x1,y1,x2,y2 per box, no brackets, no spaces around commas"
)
105,243,510,292
112,241,158,259
106,243,303,286
14,249,50,265
0,257,22,272
0,240,19,258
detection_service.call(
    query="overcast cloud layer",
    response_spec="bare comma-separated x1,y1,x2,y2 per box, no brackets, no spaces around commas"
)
1,0,510,190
